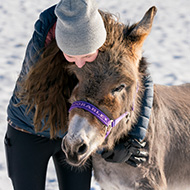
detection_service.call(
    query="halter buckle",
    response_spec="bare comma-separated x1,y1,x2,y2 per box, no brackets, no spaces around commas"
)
105,120,113,136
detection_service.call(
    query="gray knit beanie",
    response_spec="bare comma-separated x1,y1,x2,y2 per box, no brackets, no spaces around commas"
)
55,0,107,55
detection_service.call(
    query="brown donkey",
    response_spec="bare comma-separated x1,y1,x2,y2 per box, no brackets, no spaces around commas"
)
62,7,190,190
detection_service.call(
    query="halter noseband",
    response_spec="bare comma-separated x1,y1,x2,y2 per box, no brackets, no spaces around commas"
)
69,101,130,139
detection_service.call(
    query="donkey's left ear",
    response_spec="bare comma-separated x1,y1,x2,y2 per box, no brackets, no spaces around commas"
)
128,6,157,58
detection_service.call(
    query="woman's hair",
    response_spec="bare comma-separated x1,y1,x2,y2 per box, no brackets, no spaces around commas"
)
17,40,77,138
17,11,125,138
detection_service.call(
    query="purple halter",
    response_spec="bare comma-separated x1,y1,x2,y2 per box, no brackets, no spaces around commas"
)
69,101,130,138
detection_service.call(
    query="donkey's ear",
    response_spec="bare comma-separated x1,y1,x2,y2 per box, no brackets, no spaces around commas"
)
128,6,157,58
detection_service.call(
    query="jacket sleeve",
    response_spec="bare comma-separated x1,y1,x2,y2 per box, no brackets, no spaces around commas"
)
128,72,154,141
19,5,57,78
7,5,58,137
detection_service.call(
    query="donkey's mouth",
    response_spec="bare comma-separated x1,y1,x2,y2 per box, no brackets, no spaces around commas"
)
66,156,88,167
66,151,91,167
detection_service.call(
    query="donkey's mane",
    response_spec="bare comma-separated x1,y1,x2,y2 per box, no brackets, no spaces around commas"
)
17,10,148,138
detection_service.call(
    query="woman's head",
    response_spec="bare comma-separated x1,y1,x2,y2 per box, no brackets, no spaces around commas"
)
54,0,106,57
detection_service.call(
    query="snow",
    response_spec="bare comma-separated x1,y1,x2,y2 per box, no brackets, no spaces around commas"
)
0,0,190,189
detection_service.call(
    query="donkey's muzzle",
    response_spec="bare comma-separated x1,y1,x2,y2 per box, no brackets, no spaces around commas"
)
61,136,89,166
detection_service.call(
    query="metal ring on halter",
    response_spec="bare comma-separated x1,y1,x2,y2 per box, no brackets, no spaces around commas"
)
105,120,113,136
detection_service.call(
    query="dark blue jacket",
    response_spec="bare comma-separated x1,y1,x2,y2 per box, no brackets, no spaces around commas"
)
7,5,153,140
7,5,57,138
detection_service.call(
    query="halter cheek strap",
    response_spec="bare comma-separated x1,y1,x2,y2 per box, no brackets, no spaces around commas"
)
69,82,139,138
69,101,130,139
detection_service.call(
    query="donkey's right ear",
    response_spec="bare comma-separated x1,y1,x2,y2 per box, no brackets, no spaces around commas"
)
127,6,157,58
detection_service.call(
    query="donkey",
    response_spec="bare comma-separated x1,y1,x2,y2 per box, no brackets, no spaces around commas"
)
62,7,190,190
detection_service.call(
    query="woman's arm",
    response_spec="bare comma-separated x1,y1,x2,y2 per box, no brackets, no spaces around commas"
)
129,73,154,141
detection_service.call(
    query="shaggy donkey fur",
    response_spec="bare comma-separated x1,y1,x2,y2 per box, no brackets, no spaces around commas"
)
62,7,190,190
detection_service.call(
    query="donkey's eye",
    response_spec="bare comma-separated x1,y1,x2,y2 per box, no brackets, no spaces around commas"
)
112,84,126,94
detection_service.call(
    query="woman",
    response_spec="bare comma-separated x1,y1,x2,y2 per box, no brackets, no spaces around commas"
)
4,0,153,189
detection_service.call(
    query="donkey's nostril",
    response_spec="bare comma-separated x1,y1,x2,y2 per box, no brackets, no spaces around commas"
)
77,143,87,155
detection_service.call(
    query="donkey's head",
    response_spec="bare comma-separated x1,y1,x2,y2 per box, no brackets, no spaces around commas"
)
62,7,157,167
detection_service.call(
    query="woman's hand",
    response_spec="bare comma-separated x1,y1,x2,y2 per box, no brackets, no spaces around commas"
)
101,137,148,167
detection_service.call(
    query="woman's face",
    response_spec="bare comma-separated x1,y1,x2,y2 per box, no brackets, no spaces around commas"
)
63,50,98,68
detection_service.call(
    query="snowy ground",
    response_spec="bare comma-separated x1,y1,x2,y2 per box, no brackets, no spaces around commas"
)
0,0,190,189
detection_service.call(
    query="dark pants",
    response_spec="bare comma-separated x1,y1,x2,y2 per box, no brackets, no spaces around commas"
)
4,125,92,190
